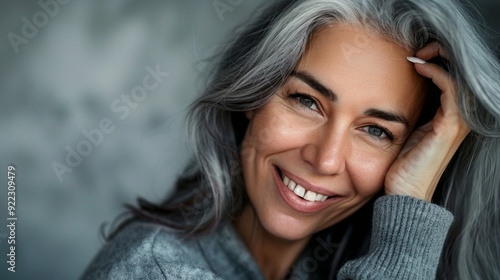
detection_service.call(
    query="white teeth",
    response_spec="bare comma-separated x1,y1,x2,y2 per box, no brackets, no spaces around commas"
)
282,175,330,202
315,193,324,202
293,185,306,197
303,191,316,202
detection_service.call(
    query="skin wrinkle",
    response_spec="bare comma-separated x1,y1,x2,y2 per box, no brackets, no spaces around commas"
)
290,70,412,128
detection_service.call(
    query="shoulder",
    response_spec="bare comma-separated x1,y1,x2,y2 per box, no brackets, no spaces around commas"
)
81,221,222,280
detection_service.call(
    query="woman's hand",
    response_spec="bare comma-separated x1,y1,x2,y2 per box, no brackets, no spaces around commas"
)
384,43,471,201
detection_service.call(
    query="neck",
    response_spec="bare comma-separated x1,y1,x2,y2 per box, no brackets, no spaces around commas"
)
234,203,310,280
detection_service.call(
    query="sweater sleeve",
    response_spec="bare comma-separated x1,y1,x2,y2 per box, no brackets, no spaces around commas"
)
337,195,453,280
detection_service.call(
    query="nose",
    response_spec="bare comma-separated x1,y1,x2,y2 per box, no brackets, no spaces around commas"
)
300,126,349,175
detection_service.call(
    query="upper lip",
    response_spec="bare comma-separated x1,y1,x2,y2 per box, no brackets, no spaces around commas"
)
277,166,342,197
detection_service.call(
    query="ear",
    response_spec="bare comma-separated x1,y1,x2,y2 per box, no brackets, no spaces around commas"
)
244,110,253,120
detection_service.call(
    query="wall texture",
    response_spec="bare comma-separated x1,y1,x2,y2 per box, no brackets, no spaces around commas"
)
0,1,498,279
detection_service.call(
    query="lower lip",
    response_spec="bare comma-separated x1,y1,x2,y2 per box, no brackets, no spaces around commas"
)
273,167,338,213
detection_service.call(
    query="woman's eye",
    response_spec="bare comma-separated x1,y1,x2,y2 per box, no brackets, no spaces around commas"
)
363,126,393,140
289,93,318,111
367,126,384,137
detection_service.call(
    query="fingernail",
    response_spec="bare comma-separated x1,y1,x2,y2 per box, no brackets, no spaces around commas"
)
406,56,426,64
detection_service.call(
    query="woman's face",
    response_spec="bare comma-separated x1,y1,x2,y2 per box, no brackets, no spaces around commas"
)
241,25,426,241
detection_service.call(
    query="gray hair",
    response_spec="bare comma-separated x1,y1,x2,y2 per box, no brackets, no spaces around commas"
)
132,0,500,278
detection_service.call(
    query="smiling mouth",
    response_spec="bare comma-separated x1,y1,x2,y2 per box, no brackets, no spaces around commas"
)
277,168,334,202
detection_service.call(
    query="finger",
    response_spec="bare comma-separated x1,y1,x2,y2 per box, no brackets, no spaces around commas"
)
412,62,462,118
399,120,433,156
413,62,453,93
416,42,450,61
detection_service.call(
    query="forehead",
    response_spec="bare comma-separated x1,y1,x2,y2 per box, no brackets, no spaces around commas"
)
295,24,426,121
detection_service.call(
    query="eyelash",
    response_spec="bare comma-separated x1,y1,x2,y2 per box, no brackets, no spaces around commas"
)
363,125,394,141
286,92,320,112
285,91,395,142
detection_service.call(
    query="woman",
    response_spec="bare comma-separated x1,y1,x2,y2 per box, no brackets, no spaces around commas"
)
82,0,500,279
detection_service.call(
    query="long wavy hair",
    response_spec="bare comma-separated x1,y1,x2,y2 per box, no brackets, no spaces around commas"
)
124,0,500,279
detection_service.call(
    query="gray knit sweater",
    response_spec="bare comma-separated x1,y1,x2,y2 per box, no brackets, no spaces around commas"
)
81,196,453,279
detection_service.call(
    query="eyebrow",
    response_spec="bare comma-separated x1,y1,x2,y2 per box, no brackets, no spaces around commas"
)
364,108,410,128
290,70,337,102
290,70,410,128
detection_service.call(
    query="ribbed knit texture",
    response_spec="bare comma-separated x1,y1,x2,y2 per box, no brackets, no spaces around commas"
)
81,222,265,280
337,195,453,280
82,196,453,279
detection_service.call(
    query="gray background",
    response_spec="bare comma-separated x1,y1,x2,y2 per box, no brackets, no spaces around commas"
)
0,1,498,279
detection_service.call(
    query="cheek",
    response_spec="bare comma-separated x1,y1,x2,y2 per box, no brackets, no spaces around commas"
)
349,149,396,195
243,111,304,156
240,112,285,184
244,115,280,151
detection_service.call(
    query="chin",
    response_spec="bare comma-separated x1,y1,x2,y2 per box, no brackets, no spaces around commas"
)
256,210,320,241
